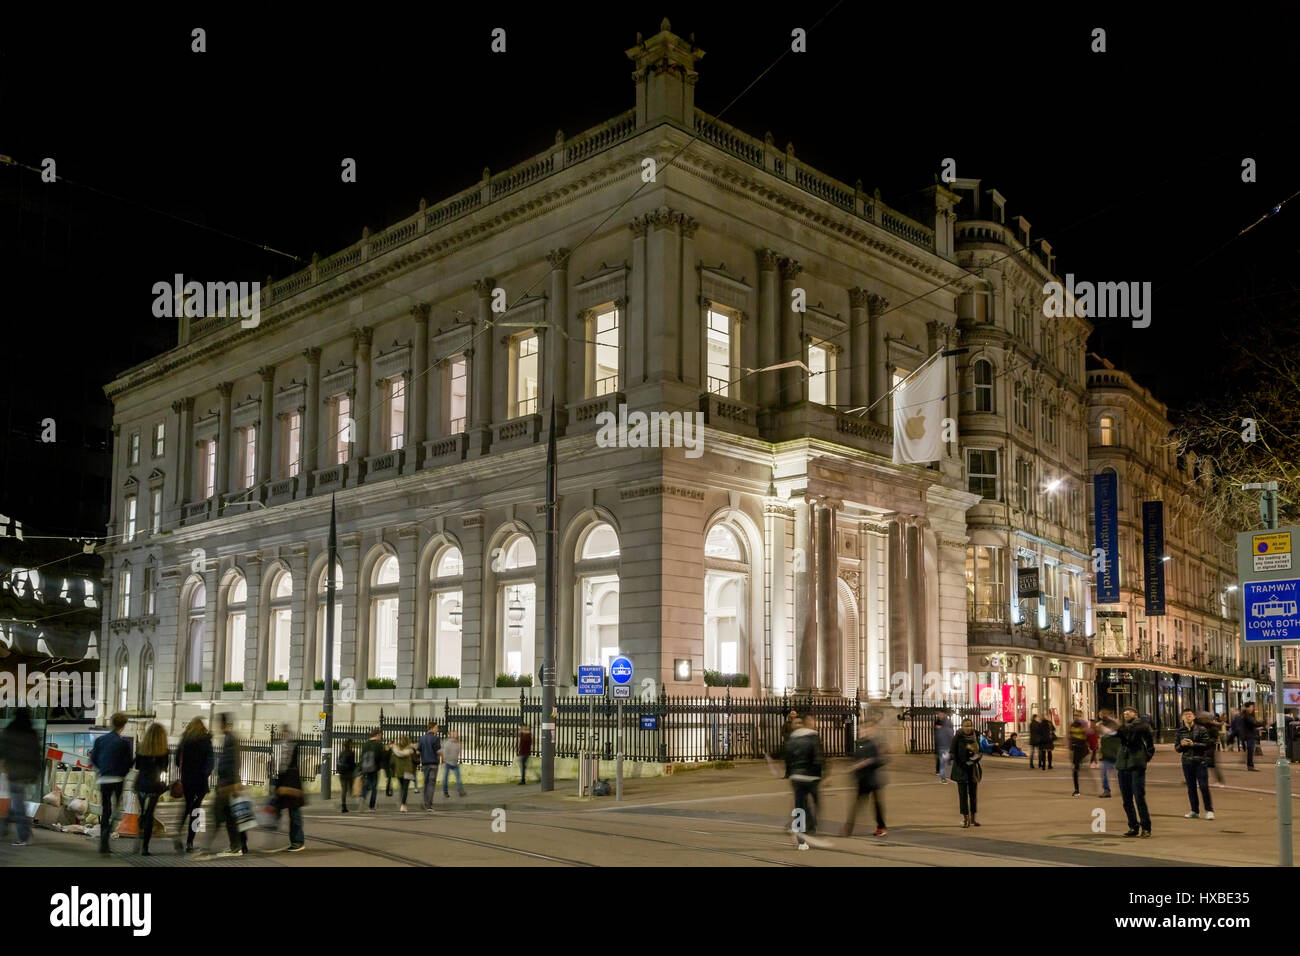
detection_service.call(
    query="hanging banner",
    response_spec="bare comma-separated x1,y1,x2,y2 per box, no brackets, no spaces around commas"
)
1093,472,1120,603
1142,500,1166,615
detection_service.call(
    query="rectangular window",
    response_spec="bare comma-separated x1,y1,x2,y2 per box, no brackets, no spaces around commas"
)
1099,416,1115,446
965,546,1005,622
966,449,998,500
1016,458,1032,512
386,378,406,450
153,422,165,458
129,432,140,466
282,411,301,477
594,308,620,396
512,333,540,416
333,394,352,465
199,439,216,499
707,310,732,396
808,340,834,406
1019,386,1032,432
973,361,994,412
448,356,468,433
242,426,257,489
117,569,132,618
124,495,137,541
150,488,162,534
143,565,156,616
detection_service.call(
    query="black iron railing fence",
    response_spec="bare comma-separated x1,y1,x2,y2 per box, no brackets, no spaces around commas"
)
900,698,998,755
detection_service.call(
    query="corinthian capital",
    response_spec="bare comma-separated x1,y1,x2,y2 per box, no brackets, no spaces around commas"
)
546,248,570,270
353,326,374,351
473,278,497,297
758,248,780,271
629,216,649,238
303,347,322,364
848,287,870,309
866,293,889,314
780,258,803,281
409,303,431,323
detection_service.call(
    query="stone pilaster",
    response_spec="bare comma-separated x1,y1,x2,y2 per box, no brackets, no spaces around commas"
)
396,528,419,695
757,250,780,408
215,382,233,502
409,304,430,470
258,366,275,484
848,288,870,408
303,348,322,477
352,327,373,462
107,425,121,535
470,279,495,455
794,496,817,692
868,294,889,426
816,500,841,694
780,259,803,404
172,399,193,508
627,219,648,388
546,249,569,417
886,516,910,694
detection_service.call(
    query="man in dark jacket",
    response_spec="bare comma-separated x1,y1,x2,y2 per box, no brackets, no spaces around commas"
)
418,721,442,812
88,712,132,855
1175,709,1215,819
0,708,42,846
360,730,386,810
1241,703,1261,770
841,716,886,837
1116,706,1155,837
780,713,825,849
207,713,248,857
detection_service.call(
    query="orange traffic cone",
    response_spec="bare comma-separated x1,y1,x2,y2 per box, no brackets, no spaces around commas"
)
115,789,140,837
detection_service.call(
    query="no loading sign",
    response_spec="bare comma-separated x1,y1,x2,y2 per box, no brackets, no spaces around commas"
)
1252,532,1292,572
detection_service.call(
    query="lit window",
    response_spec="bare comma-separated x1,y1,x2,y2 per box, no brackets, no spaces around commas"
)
153,422,165,458
704,522,747,677
594,308,620,396
316,564,344,682
129,432,140,466
386,378,406,451
496,535,536,680
807,341,834,406
965,546,1005,622
185,580,206,688
707,310,732,396
242,426,257,489
124,495,137,541
227,574,246,686
282,411,301,478
430,548,464,683
966,450,998,500
447,356,468,433
512,334,540,417
267,570,293,685
333,394,352,465
436,547,464,578
150,488,162,533
973,360,994,412
198,439,216,499
143,563,156,616
371,556,399,680
1099,416,1115,446
117,568,133,618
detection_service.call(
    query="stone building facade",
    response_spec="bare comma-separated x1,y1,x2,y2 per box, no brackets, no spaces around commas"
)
949,180,1095,738
99,24,980,735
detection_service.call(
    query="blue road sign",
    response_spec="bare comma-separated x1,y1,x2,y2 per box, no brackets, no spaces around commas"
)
1243,579,1300,643
610,656,634,684
640,715,658,731
577,665,605,695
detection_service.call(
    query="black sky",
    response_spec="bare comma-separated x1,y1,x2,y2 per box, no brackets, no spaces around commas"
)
3,4,1298,534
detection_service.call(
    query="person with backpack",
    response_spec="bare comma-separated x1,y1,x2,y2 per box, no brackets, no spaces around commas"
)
418,721,442,811
88,712,133,855
336,739,357,813
841,715,886,837
0,708,42,847
1116,705,1155,838
361,730,385,811
442,731,465,798
950,717,983,828
1175,708,1215,820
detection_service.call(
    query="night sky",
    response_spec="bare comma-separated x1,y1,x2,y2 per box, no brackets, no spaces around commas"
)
3,5,1298,537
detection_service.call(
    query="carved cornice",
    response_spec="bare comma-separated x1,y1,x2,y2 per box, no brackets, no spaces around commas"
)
171,397,193,415
629,217,649,238
764,504,798,518
619,483,706,502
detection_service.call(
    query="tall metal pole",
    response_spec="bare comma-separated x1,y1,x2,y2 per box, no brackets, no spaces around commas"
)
542,403,557,791
1257,485,1293,865
322,494,337,800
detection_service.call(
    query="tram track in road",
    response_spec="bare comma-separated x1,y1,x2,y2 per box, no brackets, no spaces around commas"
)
314,816,595,866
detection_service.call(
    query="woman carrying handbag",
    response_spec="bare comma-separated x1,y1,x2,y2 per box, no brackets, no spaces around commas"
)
950,718,984,828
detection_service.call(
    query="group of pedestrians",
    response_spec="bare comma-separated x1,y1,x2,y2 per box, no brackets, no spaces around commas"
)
344,722,467,814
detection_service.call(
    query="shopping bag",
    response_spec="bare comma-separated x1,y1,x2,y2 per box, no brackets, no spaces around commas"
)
255,799,279,830
229,794,256,833
352,775,362,797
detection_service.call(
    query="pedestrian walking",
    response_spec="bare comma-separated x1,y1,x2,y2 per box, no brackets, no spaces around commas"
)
337,739,356,813
1096,709,1119,797
418,721,442,811
841,715,886,837
1241,702,1261,771
442,731,465,797
88,712,132,855
383,735,395,797
0,709,41,847
174,717,213,854
361,730,385,811
1068,711,1089,796
950,717,983,828
1040,716,1057,770
391,735,416,812
767,712,825,849
270,726,306,851
207,713,249,857
935,710,954,784
1174,709,1215,820
133,722,169,856
517,724,532,785
1116,705,1155,838
1201,712,1226,786
1086,718,1100,768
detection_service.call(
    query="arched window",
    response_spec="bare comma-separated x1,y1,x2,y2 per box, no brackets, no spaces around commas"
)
704,524,748,676
370,555,400,681
430,547,464,681
185,580,207,689
1099,415,1115,446
576,523,620,670
973,359,994,413
116,646,130,713
139,645,155,711
316,563,344,682
497,534,536,679
267,570,293,685
225,573,247,686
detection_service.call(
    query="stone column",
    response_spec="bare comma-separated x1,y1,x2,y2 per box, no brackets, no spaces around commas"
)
547,249,569,418
757,250,780,408
353,327,373,464
626,218,648,388
793,496,817,692
287,545,308,695
868,294,890,426
340,534,361,686
848,288,870,408
816,500,841,694
906,518,927,678
409,304,430,470
258,366,275,484
780,259,803,404
303,348,322,478
172,399,193,508
243,556,262,697
887,517,910,695
215,382,233,502
680,217,701,386
470,279,495,455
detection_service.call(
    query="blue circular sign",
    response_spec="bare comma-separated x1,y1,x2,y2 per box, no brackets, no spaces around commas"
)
610,656,634,684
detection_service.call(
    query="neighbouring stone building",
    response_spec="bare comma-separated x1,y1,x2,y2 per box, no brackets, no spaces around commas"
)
1086,357,1265,739
99,23,982,738
947,181,1096,739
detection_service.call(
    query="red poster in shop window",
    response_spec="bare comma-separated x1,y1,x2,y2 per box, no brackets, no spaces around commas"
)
976,684,993,714
1001,685,1015,723
1016,685,1027,723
